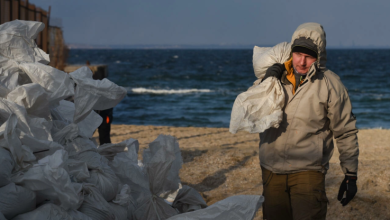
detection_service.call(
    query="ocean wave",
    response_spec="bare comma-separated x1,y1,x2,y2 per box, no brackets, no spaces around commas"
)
130,88,213,94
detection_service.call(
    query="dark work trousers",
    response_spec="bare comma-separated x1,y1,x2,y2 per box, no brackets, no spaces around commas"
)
97,108,113,145
261,166,328,220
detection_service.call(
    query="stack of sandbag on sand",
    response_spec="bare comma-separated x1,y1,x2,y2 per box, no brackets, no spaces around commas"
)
0,20,264,220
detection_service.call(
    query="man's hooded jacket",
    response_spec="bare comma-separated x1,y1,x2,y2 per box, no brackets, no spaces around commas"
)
259,23,359,175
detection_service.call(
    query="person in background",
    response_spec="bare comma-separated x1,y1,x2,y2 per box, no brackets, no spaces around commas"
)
87,60,113,145
96,108,113,144
259,23,359,220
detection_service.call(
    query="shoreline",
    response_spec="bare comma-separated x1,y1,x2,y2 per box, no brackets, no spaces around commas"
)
95,125,390,219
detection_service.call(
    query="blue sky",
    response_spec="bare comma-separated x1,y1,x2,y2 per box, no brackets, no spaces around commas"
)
32,0,390,48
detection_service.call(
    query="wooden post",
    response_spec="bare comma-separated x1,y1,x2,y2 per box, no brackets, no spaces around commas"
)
25,0,28,21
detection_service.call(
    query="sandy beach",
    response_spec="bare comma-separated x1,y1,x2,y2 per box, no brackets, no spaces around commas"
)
94,125,390,219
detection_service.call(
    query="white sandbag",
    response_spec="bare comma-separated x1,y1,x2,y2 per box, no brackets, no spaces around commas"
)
0,114,35,170
113,184,132,206
0,98,32,135
0,20,49,64
172,185,207,213
84,162,120,201
132,135,183,220
67,159,90,182
143,135,183,197
0,61,22,90
109,202,128,220
7,83,50,119
253,42,291,79
28,117,53,141
12,203,73,220
230,42,292,134
67,209,93,220
0,147,14,187
0,182,36,219
113,184,136,220
0,20,49,91
0,82,10,98
19,131,63,160
52,123,80,146
98,138,139,161
229,77,285,134
109,142,149,202
0,98,52,140
69,66,127,123
19,62,74,107
167,195,264,220
78,184,116,220
12,149,83,210
55,100,102,138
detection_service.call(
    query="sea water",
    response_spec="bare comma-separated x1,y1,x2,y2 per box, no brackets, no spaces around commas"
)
67,49,390,129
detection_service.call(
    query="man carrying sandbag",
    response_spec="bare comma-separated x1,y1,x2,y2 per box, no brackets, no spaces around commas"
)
259,23,359,220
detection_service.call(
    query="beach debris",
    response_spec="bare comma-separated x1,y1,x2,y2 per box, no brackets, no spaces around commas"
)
230,42,291,134
0,20,263,220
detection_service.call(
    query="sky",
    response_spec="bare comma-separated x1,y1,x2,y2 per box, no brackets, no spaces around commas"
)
31,0,390,48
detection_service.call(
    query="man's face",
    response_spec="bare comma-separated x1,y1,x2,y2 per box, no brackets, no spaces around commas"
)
292,52,317,74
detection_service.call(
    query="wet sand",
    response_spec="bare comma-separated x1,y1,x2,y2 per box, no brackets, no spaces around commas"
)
94,125,390,219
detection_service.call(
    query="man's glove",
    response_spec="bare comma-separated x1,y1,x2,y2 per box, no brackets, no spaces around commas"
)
337,175,357,206
262,63,286,82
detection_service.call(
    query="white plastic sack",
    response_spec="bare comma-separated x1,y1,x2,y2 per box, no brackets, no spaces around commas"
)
98,138,139,161
253,42,291,79
167,195,264,220
143,135,183,197
172,185,207,213
19,131,63,160
109,202,128,220
0,60,28,91
229,42,291,134
55,100,103,138
12,149,83,210
0,147,14,187
0,114,35,170
0,20,49,64
229,77,285,134
78,184,116,220
0,83,10,98
67,159,90,182
0,212,5,220
67,209,93,220
132,135,183,220
19,62,74,107
84,162,120,202
69,66,127,123
109,144,148,205
7,83,50,119
112,184,136,220
12,203,73,220
0,20,49,91
0,98,52,140
0,182,36,219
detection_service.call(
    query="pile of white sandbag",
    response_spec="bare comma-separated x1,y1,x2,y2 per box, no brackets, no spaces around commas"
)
0,20,264,220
